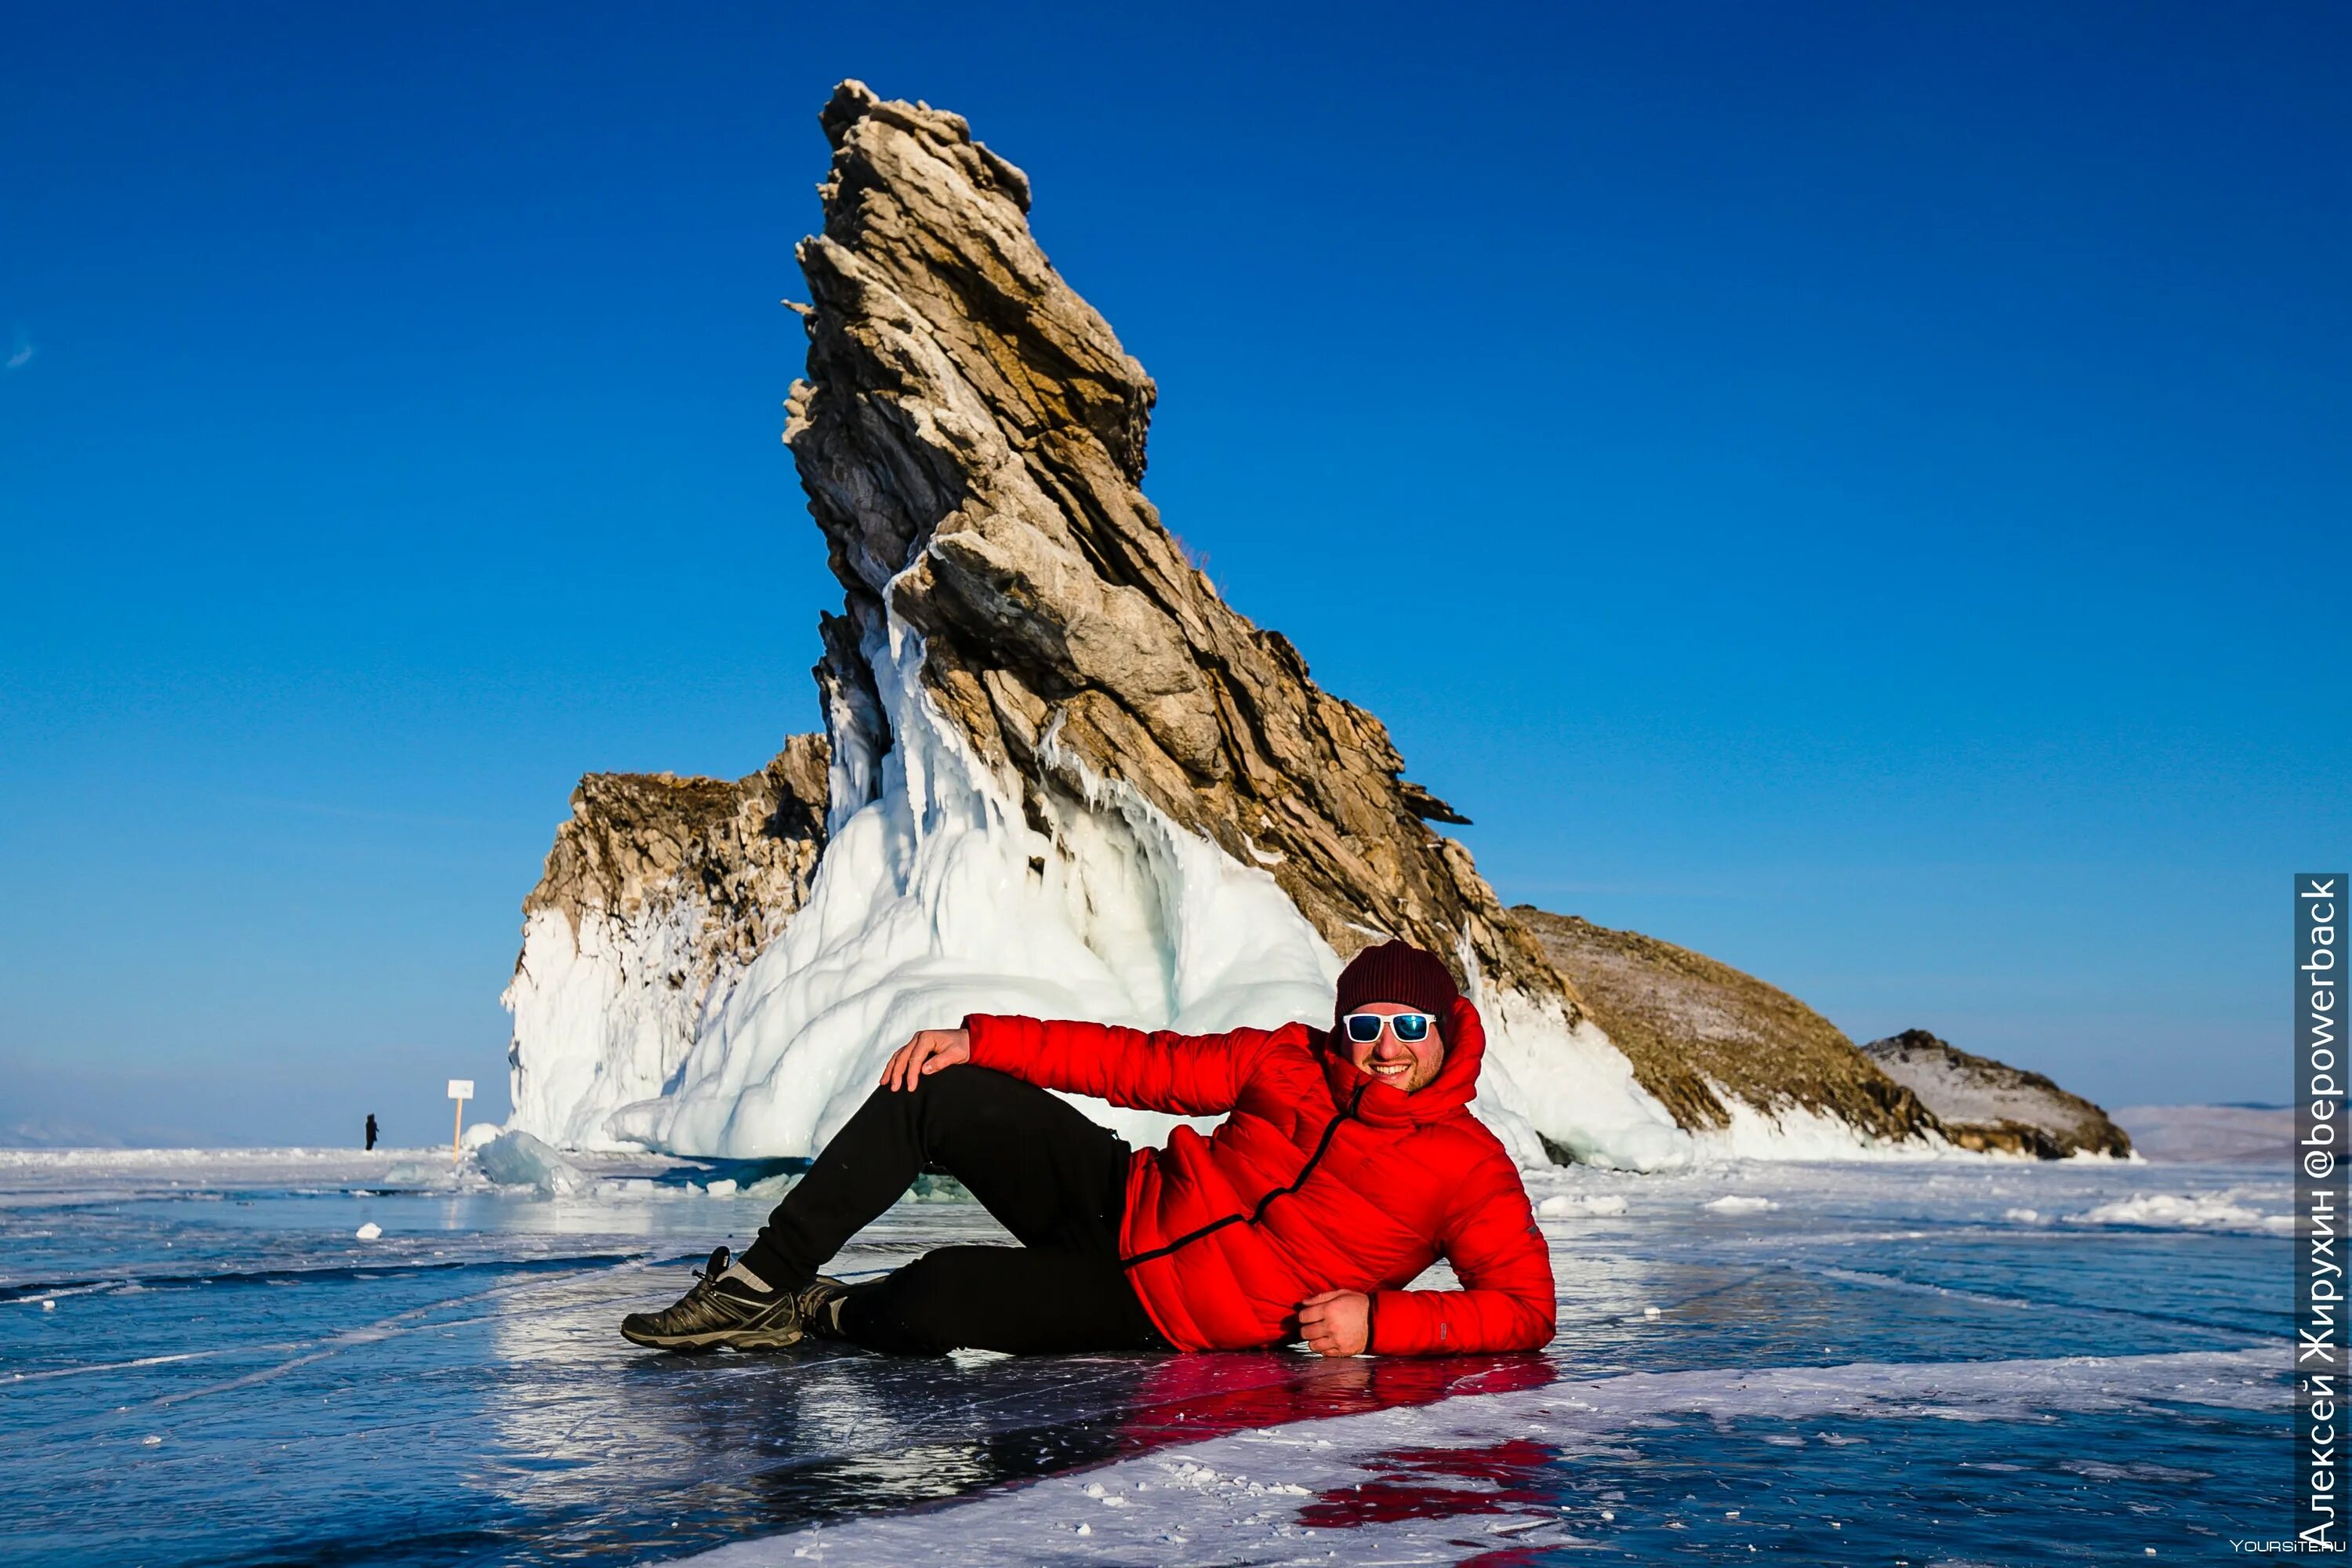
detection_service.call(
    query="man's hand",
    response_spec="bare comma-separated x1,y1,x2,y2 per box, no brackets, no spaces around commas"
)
880,1028,971,1091
1296,1290,1371,1357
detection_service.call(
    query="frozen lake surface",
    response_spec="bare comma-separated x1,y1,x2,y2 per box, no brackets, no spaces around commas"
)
1,1145,2288,1564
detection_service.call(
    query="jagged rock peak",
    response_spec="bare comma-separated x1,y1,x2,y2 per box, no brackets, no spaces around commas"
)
1863,1028,2132,1160
786,80,1567,1001
818,80,1033,212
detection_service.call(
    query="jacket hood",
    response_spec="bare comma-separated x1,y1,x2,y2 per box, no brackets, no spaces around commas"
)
1316,994,1486,1127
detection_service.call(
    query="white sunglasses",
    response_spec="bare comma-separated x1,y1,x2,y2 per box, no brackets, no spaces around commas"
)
1342,1011,1438,1045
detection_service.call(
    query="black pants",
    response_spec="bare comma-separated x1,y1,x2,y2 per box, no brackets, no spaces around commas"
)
740,1065,1171,1356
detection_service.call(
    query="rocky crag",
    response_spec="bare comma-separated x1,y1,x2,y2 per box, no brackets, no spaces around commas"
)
787,80,1558,1011
1518,909,1941,1149
501,82,2003,1165
503,739,827,1147
1863,1029,2132,1160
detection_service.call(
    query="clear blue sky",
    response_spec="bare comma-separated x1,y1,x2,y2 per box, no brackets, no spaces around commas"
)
2,2,2343,1145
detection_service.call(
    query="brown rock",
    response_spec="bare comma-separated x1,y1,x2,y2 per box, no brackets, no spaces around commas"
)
521,735,830,1004
1862,1029,2132,1160
1516,908,1940,1145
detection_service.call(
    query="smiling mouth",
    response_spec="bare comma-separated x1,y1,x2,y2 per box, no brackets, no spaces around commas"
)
1370,1061,1411,1076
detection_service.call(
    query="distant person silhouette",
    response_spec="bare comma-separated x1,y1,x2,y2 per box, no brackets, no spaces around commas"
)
365,1114,378,1151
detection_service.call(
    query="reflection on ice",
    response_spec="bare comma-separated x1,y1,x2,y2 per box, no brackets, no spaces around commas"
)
680,1344,2278,1566
0,1147,2292,1566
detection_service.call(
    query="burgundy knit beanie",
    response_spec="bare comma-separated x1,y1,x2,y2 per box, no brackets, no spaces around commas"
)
1334,941,1461,1036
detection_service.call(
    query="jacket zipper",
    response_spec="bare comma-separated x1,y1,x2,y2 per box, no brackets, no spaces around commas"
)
1120,1082,1369,1270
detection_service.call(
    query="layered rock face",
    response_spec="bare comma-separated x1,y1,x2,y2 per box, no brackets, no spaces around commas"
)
1863,1029,2132,1160
788,80,1558,1008
502,82,1987,1167
503,739,827,1147
611,78,1692,1167
1518,909,1941,1149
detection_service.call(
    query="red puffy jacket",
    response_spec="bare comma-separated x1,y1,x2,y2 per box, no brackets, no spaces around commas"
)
962,995,1555,1356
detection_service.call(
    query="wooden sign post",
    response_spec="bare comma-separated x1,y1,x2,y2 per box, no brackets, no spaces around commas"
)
448,1079,475,1163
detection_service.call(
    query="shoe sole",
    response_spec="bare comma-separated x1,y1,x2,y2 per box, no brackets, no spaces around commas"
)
619,1321,807,1352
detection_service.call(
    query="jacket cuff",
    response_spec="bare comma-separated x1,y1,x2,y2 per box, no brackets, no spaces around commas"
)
1368,1289,1416,1355
960,1013,1028,1073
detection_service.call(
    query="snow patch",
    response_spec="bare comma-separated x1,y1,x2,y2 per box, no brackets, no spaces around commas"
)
1539,1192,1628,1217
2065,1192,2292,1234
1691,1083,1965,1163
1703,1195,1780,1214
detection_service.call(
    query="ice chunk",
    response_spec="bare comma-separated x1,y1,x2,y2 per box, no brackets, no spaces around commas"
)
704,1178,739,1198
474,1130,586,1197
462,1121,503,1150
382,1162,464,1189
354,1222,383,1240
1539,1193,1628,1217
1703,1195,1779,1214
2065,1192,2290,1233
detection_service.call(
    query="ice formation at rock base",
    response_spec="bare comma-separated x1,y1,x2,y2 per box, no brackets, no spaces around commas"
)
531,614,1929,1170
597,619,1686,1167
505,745,827,1149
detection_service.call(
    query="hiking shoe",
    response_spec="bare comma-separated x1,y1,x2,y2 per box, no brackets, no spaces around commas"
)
620,1246,810,1353
797,1276,852,1341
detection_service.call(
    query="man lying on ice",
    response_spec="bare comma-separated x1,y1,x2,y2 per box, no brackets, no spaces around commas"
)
620,940,1556,1358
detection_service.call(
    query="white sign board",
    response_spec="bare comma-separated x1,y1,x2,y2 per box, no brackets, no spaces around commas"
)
448,1080,475,1101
